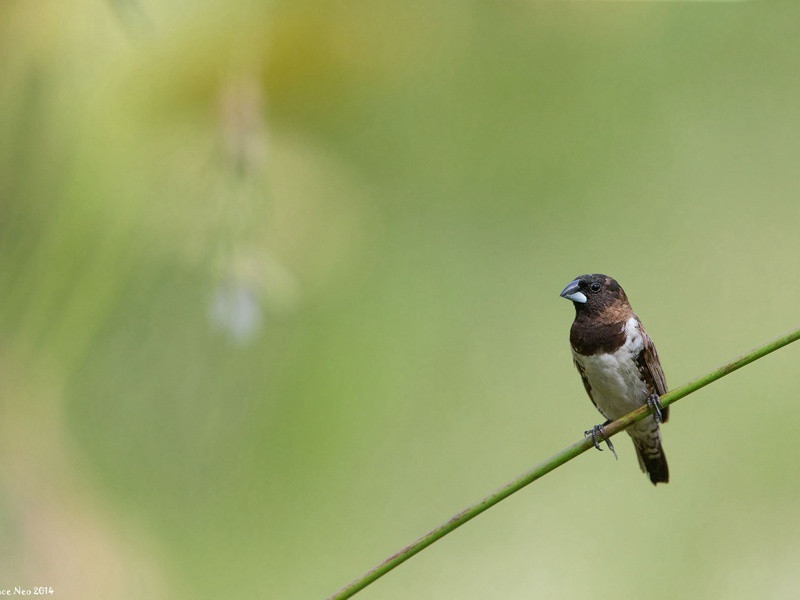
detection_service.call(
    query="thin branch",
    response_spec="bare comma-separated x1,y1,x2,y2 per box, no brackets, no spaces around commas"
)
327,326,800,600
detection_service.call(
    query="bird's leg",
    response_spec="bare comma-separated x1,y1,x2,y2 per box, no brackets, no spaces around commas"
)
584,421,618,460
646,394,664,424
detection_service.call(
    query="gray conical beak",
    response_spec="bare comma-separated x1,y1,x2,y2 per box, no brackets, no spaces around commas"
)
560,279,587,304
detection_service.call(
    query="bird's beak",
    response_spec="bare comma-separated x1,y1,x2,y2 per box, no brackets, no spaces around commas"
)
560,279,587,304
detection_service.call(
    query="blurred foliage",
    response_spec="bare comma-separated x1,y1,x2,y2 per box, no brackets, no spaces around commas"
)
1,1,800,599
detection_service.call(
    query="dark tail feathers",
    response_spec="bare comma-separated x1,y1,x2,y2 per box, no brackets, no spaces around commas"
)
634,440,669,485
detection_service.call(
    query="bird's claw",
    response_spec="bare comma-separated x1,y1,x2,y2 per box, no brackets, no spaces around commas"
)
647,394,664,424
584,424,618,460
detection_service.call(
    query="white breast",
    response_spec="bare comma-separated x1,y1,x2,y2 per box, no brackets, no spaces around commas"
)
573,317,648,420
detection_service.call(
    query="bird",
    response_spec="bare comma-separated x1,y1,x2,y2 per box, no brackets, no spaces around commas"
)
559,274,669,485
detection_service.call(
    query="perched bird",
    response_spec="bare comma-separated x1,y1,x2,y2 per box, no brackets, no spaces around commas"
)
560,274,669,485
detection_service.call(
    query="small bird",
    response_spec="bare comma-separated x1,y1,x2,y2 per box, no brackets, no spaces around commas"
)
560,274,669,485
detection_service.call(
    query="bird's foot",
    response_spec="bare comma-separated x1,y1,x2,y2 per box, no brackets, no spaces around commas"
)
584,422,618,460
647,394,664,424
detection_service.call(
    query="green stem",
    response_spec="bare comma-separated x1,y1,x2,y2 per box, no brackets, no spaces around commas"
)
327,326,800,600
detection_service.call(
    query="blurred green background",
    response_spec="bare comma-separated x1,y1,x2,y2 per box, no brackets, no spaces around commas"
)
1,1,799,598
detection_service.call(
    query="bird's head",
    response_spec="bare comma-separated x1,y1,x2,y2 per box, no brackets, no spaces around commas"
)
559,273,629,315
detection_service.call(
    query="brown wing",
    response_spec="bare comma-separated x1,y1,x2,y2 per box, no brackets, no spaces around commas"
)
635,318,669,423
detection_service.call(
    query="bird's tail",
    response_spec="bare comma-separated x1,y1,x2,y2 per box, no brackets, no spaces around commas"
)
630,421,669,485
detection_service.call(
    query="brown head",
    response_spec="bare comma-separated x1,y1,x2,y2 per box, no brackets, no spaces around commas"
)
559,274,634,353
559,274,631,318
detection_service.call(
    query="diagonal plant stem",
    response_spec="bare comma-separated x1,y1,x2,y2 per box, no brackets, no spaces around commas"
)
327,326,800,600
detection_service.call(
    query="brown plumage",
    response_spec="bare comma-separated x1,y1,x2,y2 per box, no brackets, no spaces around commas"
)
560,274,669,485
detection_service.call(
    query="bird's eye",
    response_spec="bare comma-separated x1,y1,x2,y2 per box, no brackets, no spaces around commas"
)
590,282,602,292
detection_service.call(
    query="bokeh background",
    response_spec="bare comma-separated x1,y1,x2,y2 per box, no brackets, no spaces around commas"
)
1,1,799,598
